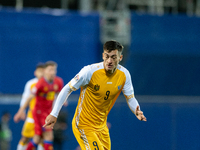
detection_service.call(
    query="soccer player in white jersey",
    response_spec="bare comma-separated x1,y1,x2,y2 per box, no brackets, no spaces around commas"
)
14,63,44,150
44,40,147,150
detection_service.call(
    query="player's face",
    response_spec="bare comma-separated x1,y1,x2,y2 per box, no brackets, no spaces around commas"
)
103,49,123,74
34,68,44,79
44,65,57,82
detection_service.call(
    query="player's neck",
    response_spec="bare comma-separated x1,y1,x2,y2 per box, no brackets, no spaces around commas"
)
105,68,117,76
44,76,54,84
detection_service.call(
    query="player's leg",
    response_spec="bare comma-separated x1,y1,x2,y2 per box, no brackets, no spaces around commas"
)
17,120,35,150
72,123,104,150
37,144,44,150
26,112,42,150
17,136,30,150
100,126,111,150
42,130,54,150
23,123,44,150
26,135,41,150
37,139,44,150
40,111,53,150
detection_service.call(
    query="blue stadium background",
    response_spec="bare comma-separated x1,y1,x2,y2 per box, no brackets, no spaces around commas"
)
0,8,200,150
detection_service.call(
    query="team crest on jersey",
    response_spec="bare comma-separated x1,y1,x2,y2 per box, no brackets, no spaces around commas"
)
74,75,79,82
94,84,100,91
54,84,58,91
118,85,122,90
44,86,48,92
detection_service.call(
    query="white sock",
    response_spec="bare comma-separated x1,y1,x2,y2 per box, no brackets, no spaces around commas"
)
37,144,44,150
17,143,27,150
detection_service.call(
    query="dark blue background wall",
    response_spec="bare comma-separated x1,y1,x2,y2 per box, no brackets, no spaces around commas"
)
0,8,200,95
127,14,200,96
0,8,100,94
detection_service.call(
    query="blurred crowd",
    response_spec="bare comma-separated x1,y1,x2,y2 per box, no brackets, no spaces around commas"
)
0,0,200,16
0,112,12,150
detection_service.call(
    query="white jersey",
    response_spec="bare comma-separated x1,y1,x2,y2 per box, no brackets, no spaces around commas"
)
20,78,38,107
20,78,38,123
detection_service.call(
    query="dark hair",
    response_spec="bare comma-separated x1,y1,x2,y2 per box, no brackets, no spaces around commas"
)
36,62,45,69
44,61,57,68
103,40,124,53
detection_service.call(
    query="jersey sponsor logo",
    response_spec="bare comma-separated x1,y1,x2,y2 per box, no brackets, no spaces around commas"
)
118,85,122,90
74,75,79,82
46,91,55,101
94,84,100,91
107,82,112,84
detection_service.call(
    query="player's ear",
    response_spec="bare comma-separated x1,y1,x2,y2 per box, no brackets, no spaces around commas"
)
102,52,104,60
119,54,123,61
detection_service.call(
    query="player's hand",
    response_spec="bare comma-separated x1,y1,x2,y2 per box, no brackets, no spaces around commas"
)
13,110,26,123
43,114,57,129
135,106,147,121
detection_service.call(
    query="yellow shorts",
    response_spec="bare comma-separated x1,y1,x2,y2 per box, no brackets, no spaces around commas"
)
72,121,111,150
21,118,35,138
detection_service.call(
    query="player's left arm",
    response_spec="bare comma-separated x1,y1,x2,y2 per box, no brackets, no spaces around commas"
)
122,70,147,121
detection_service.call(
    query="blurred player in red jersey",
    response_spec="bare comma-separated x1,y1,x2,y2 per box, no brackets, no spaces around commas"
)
17,61,64,150
14,63,45,150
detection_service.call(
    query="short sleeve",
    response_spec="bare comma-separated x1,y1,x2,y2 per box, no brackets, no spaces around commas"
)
20,81,32,107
